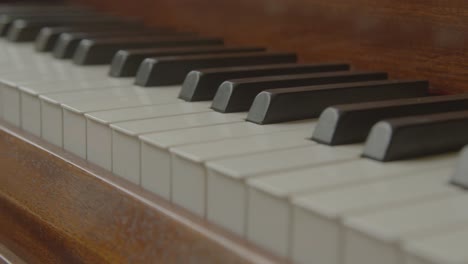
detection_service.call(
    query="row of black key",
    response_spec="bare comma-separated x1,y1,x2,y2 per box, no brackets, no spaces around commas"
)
3,4,468,177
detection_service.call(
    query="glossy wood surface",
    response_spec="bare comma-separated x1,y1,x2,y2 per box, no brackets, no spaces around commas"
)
1,1,467,262
75,0,468,94
0,122,282,264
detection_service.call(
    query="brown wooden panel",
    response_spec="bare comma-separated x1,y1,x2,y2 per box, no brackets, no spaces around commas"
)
0,122,283,264
74,0,468,94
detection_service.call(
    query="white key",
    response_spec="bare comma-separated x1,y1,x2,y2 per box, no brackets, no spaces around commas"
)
169,126,316,217
342,193,468,264
1,76,68,125
110,112,246,185
244,154,455,260
0,64,115,126
41,86,180,150
1,64,109,83
19,78,134,137
287,161,455,263
402,224,468,264
62,89,184,158
1,80,22,126
205,144,360,237
140,120,313,201
85,101,212,170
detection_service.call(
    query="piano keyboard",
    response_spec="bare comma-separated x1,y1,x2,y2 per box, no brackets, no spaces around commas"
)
1,4,468,264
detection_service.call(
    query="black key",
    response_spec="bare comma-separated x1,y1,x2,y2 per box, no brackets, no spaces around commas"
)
0,5,82,13
109,46,264,77
73,36,225,65
52,30,185,59
35,26,77,52
179,62,350,101
35,23,146,52
211,71,388,113
313,93,468,145
135,52,297,86
363,110,468,161
247,80,429,125
7,16,122,42
0,11,93,36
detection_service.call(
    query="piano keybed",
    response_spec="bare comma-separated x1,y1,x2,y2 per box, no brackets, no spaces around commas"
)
1,4,468,264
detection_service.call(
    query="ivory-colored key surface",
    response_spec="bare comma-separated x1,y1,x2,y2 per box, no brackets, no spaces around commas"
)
169,126,315,217
140,120,312,200
288,163,455,263
402,225,468,264
0,49,119,127
20,78,134,137
110,112,246,185
60,88,183,158
342,193,468,264
39,86,180,150
204,144,361,236
244,154,456,260
1,77,96,126
85,101,212,170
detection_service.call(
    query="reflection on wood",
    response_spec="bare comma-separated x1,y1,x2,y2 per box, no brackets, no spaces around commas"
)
0,122,282,264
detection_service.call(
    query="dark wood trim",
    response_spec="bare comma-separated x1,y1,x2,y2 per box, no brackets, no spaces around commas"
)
0,121,284,264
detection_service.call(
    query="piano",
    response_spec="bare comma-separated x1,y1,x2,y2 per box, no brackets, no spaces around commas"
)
0,1,467,263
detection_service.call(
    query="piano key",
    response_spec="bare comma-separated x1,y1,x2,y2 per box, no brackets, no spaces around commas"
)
109,46,266,77
246,155,455,263
1,67,116,127
204,144,361,236
179,62,350,101
342,193,468,264
0,5,88,13
35,26,89,52
42,86,182,151
313,93,468,146
85,101,214,170
73,36,225,65
7,16,121,42
364,110,468,161
211,71,388,113
140,120,312,200
110,112,246,184
0,4,77,13
52,29,187,59
134,52,298,86
402,225,468,264
281,158,456,263
0,6,78,15
450,145,468,189
170,127,316,216
247,80,429,124
20,78,137,137
35,23,146,52
1,79,22,125
0,10,93,36
1,65,128,129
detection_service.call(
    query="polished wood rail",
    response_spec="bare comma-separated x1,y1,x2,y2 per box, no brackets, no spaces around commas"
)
0,122,283,264
1,1,467,262
75,0,468,94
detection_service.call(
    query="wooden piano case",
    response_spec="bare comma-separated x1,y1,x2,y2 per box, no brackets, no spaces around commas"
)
0,0,467,263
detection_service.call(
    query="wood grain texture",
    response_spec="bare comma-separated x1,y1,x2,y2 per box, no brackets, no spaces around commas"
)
74,0,468,94
0,122,283,264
